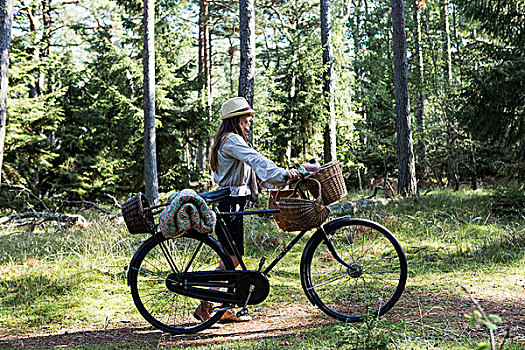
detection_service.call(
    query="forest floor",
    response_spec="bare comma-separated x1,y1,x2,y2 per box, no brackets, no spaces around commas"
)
0,291,525,349
2,285,524,349
1,188,524,349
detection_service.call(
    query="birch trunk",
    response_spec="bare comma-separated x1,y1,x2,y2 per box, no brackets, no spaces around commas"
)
414,0,427,174
441,0,459,190
0,0,14,186
197,0,211,169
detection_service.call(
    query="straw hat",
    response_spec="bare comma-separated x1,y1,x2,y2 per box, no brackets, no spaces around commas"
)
221,97,255,119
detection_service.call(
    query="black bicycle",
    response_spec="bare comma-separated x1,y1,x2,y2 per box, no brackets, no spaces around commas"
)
123,184,407,334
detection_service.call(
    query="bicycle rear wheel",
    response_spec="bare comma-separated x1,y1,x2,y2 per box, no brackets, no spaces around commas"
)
300,218,407,321
128,231,234,334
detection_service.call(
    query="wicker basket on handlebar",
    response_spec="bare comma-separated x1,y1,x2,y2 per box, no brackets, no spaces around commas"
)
269,189,307,232
305,161,347,205
122,192,155,234
277,178,331,230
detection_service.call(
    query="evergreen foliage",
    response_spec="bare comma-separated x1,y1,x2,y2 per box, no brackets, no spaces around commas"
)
0,0,523,207
455,0,525,177
490,181,525,216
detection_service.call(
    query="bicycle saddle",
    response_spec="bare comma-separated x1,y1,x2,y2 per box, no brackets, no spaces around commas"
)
198,188,231,203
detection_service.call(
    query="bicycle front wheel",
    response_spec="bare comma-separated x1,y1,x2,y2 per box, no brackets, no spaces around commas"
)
300,218,407,321
128,232,234,334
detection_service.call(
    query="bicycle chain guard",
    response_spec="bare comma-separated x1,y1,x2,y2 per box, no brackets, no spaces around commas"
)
165,270,270,306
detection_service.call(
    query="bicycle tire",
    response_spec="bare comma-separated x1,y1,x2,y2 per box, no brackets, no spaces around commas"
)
300,218,407,321
128,231,234,334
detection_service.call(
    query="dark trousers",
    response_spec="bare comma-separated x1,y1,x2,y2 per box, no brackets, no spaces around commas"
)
215,196,247,256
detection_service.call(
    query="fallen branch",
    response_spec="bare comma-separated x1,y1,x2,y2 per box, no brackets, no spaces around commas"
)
1,183,50,211
410,246,427,254
106,194,122,209
60,200,114,215
0,211,87,226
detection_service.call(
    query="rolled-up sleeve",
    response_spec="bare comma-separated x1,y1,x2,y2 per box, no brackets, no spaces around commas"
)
222,134,286,186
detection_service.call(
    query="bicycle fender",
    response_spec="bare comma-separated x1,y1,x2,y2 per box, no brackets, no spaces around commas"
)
318,216,393,235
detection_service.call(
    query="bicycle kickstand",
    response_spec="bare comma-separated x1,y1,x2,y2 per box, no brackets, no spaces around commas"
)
237,284,255,317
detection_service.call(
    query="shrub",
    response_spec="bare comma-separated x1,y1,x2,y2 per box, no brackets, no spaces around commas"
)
489,182,525,216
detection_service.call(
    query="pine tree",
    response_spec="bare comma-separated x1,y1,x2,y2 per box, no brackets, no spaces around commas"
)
239,0,255,109
321,0,336,163
391,0,417,196
143,0,159,204
455,0,525,177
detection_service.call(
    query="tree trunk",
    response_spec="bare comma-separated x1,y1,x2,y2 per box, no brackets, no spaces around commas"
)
414,0,427,174
197,0,211,169
21,0,40,98
391,0,417,196
238,0,255,141
198,0,211,108
441,0,459,190
40,0,51,93
228,38,235,96
321,0,336,163
0,0,14,186
143,0,159,205
352,0,362,77
285,47,297,165
21,0,51,98
441,0,452,85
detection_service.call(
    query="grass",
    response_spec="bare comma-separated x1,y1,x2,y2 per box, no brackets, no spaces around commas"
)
0,216,135,332
0,187,524,349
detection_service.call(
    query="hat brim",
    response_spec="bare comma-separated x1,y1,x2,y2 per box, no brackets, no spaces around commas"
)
221,109,256,120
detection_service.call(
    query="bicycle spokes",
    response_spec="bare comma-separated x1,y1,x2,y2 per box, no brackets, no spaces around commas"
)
301,219,407,321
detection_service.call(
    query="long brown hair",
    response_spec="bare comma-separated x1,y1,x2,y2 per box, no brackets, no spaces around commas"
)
209,115,251,172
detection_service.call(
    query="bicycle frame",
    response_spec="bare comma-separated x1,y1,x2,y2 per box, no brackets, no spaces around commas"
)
128,186,408,335
213,206,352,275
143,198,361,312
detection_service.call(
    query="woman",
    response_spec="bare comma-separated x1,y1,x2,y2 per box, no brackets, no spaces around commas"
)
194,96,299,323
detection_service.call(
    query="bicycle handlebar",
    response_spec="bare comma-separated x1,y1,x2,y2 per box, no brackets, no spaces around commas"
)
295,163,312,177
284,163,312,184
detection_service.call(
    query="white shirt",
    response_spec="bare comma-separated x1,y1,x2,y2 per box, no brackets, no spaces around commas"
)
213,133,287,196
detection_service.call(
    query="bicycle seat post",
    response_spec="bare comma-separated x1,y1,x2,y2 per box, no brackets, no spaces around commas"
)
257,257,266,271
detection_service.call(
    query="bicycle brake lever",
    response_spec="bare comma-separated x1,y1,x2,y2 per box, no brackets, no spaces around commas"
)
295,162,311,178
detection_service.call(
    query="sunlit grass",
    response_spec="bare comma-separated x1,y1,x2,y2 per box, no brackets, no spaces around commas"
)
0,216,140,333
0,188,524,349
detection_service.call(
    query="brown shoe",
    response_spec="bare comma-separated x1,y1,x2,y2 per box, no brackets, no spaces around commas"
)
193,301,213,322
218,309,252,323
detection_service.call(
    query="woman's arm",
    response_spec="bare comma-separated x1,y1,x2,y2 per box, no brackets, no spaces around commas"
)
222,134,287,185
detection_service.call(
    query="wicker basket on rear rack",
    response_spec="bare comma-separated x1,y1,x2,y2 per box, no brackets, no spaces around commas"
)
305,161,347,205
122,192,155,234
277,178,330,230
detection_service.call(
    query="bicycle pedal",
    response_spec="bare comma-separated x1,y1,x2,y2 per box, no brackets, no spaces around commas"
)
212,305,235,313
236,308,248,317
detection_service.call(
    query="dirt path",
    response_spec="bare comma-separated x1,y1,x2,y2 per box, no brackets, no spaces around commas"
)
1,304,332,349
1,290,524,349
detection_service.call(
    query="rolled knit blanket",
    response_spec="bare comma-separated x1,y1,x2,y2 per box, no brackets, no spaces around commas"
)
159,189,216,238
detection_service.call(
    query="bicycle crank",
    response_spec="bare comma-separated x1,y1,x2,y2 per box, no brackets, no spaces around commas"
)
165,270,270,306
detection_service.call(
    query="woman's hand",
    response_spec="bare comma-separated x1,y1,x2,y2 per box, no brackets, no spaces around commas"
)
285,169,301,181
